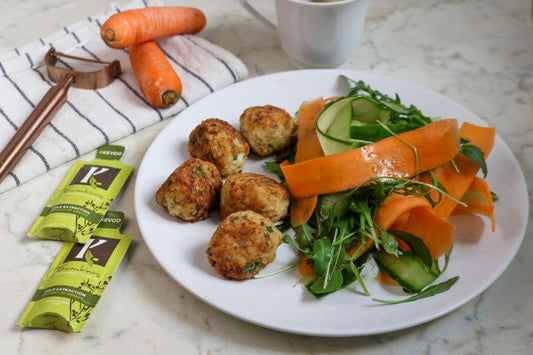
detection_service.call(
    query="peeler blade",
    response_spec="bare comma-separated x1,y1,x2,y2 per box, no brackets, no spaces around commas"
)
45,47,121,89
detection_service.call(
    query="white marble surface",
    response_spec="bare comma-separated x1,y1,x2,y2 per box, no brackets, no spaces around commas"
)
1,0,532,353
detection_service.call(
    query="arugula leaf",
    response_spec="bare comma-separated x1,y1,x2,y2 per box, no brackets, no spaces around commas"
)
377,227,402,257
294,223,316,250
460,138,488,178
312,238,333,276
264,161,285,181
318,192,351,221
390,230,432,267
309,270,343,294
282,235,299,249
372,276,459,304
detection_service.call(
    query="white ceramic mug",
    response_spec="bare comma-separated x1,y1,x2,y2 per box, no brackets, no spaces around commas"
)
239,0,369,68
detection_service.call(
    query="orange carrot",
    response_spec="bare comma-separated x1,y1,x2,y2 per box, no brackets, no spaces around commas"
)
373,192,455,259
373,194,422,253
400,206,456,259
290,98,327,227
101,7,206,48
298,255,315,276
294,98,327,163
129,40,182,108
281,119,460,198
388,212,410,231
429,122,496,218
452,176,495,231
374,194,430,230
291,197,318,228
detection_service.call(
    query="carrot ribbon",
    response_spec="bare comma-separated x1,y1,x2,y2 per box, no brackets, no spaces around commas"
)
281,119,460,198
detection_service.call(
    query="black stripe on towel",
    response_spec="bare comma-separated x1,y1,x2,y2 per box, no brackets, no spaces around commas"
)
8,171,20,186
25,53,33,66
27,147,49,170
0,62,35,106
0,106,19,131
69,29,81,44
94,90,137,133
184,36,238,82
67,101,110,144
159,45,214,93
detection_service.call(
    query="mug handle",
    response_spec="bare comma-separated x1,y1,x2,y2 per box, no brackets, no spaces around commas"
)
238,0,277,30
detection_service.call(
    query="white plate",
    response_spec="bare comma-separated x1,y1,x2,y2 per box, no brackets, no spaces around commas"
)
134,69,528,337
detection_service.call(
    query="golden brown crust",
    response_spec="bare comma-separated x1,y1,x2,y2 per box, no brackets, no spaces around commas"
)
220,172,289,222
187,118,249,176
155,158,222,222
239,105,296,156
206,210,283,280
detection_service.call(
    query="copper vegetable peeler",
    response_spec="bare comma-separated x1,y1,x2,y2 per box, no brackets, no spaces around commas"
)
0,47,121,185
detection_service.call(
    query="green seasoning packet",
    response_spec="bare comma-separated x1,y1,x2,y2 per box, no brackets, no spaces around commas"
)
18,211,131,332
28,145,132,243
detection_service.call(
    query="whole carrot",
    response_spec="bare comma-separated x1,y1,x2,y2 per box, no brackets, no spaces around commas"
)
101,6,206,48
129,40,182,108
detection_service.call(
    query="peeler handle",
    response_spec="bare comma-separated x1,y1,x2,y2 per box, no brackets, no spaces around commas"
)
0,75,74,185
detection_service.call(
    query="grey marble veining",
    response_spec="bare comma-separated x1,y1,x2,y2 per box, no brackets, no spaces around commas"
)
0,0,531,354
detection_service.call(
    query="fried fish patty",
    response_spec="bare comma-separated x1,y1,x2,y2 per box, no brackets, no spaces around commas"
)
219,172,289,222
239,105,296,156
188,118,249,176
155,158,222,222
206,210,283,280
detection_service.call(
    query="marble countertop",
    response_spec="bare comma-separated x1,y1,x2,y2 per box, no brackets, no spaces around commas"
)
1,0,532,353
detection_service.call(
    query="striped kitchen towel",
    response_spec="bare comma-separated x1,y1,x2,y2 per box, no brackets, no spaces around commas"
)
0,0,248,194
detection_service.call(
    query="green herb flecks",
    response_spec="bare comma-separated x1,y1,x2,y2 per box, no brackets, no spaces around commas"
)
242,261,263,274
193,165,206,178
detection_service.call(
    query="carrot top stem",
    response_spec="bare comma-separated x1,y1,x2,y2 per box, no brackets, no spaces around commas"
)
102,29,116,42
162,90,179,107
